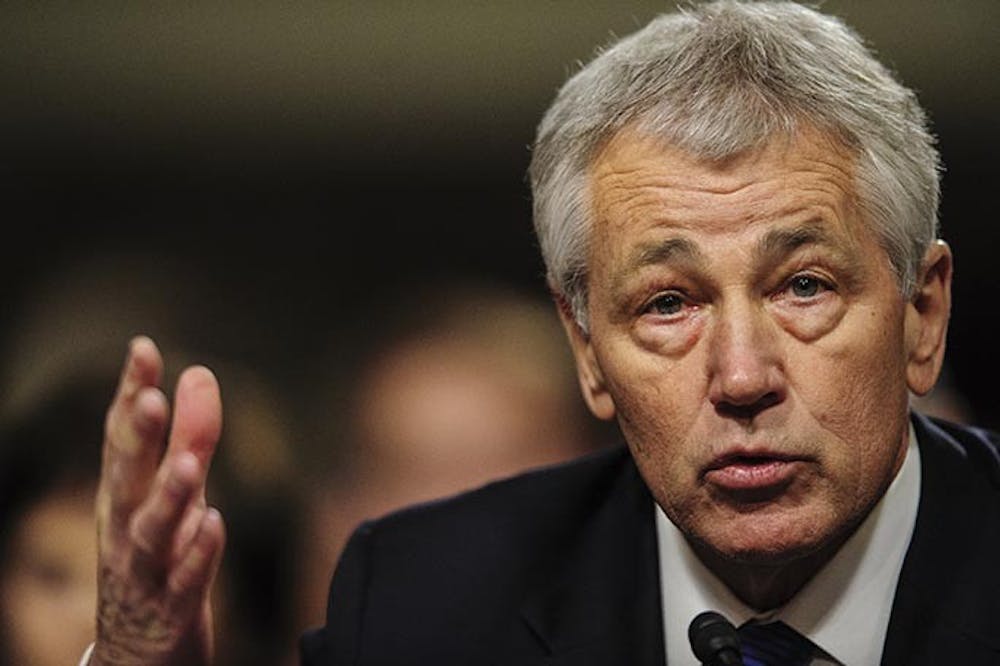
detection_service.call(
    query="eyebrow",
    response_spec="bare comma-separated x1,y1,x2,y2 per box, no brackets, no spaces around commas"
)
611,219,862,293
610,236,705,296
618,237,706,278
753,220,860,271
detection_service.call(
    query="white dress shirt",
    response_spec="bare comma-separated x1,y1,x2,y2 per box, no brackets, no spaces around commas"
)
657,425,921,665
78,641,94,666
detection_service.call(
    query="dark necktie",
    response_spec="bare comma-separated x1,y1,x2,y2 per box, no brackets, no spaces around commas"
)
737,620,817,666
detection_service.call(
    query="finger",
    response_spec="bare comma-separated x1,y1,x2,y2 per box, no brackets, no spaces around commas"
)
99,337,170,541
167,365,223,471
172,493,208,562
166,506,226,617
128,452,201,585
112,336,164,417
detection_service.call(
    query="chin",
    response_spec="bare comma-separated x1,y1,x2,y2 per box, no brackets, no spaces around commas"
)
721,539,827,566
695,509,843,566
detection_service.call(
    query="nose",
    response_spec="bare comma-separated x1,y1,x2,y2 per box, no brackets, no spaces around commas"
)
707,300,786,421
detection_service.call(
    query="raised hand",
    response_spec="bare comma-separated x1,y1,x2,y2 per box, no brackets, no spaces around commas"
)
91,336,226,666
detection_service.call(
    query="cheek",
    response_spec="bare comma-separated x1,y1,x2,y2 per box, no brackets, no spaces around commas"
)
799,300,905,405
770,295,847,342
632,313,707,357
792,308,910,490
601,356,708,502
592,317,712,463
603,351,693,438
2,564,97,665
1,573,54,660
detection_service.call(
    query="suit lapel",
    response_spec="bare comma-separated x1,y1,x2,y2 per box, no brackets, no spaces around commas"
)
881,414,1000,664
495,457,665,666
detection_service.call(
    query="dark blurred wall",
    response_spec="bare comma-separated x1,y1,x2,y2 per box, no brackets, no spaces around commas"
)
2,1,998,427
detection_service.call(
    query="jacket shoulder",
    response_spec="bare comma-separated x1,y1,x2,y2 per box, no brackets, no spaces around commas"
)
885,413,1000,663
373,443,635,537
302,444,647,664
915,412,1000,489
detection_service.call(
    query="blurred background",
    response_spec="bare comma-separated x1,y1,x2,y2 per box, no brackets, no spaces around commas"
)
0,0,1000,423
0,2,996,664
1,0,997,423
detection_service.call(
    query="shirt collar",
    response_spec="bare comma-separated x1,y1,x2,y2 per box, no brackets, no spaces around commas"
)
657,423,921,665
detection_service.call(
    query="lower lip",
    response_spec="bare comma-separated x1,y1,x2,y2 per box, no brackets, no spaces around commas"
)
704,459,800,491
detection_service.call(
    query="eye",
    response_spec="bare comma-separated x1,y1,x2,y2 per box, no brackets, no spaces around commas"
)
28,559,72,591
644,292,686,316
786,274,830,299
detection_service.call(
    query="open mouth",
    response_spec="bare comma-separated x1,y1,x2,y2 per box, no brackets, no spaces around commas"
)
703,454,802,497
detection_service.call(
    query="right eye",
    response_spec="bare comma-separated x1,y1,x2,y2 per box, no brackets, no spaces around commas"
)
644,292,686,316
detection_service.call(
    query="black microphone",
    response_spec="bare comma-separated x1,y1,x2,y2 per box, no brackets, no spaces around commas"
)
688,610,742,665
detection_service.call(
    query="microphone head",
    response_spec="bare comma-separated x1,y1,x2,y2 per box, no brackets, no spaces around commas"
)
688,610,741,665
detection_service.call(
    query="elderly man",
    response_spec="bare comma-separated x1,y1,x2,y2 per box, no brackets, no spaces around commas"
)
87,1,998,665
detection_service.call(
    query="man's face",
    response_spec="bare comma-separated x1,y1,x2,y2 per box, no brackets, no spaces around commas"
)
562,128,949,565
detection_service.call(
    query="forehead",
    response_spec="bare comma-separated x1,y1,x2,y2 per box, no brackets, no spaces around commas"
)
586,127,867,255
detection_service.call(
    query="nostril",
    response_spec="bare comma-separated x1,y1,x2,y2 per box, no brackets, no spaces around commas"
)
716,402,760,421
715,391,781,421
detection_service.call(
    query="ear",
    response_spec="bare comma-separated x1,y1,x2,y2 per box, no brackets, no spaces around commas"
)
905,240,953,396
555,298,616,421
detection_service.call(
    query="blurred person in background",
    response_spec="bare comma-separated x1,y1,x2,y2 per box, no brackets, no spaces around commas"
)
0,358,300,666
289,278,617,652
0,252,303,666
0,375,109,666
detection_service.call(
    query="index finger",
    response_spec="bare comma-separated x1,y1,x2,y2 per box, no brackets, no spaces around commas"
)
99,336,170,541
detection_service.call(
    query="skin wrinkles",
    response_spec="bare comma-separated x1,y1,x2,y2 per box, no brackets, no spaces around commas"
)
610,220,869,324
591,132,857,237
754,222,865,287
561,126,951,610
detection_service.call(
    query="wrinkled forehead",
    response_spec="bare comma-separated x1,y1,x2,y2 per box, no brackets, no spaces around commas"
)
578,125,898,293
589,121,859,187
586,125,867,237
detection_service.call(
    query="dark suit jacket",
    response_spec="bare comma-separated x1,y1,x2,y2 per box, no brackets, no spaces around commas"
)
300,413,1000,665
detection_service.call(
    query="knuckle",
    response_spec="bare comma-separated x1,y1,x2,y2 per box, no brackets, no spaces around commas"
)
128,512,159,556
169,550,209,598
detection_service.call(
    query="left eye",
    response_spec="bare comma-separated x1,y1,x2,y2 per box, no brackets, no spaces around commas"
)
788,275,826,298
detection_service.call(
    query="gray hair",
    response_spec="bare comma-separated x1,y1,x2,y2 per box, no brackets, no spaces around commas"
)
529,0,941,331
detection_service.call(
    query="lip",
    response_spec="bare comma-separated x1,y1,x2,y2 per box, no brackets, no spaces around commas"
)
703,451,805,492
